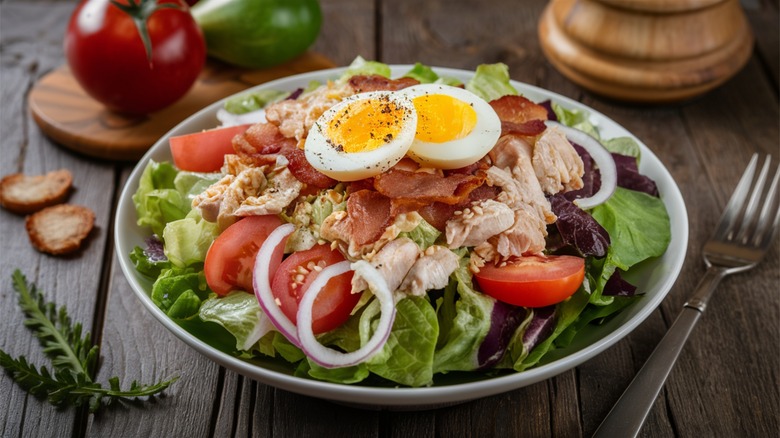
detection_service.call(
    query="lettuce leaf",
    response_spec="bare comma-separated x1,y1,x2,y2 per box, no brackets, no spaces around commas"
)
465,63,518,102
199,291,273,351
342,56,391,79
398,217,441,250
162,209,219,268
224,89,287,114
433,261,495,373
363,296,439,387
591,187,671,271
403,62,462,86
150,267,210,319
552,102,599,139
133,160,190,237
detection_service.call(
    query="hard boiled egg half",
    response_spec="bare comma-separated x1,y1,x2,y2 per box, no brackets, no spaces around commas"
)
305,91,417,181
401,84,501,169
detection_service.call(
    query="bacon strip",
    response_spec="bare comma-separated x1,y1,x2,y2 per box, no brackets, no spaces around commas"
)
344,189,394,246
373,169,485,205
348,74,420,93
279,142,337,189
417,184,500,231
489,95,549,124
233,122,295,157
500,119,547,137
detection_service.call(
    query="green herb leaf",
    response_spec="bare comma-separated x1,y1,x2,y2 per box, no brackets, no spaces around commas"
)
0,269,178,412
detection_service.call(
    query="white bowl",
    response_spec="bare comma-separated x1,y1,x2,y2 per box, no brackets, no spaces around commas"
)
115,65,688,409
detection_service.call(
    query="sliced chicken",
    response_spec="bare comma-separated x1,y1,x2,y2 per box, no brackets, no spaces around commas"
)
445,199,515,248
532,126,584,194
399,245,460,297
487,135,556,225
352,237,420,294
234,167,303,217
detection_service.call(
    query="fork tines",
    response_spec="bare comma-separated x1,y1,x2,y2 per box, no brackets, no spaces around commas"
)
717,153,780,247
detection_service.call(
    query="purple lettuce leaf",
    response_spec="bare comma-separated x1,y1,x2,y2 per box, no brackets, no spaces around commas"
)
602,270,638,297
549,194,610,257
612,153,659,197
477,301,528,369
522,306,557,354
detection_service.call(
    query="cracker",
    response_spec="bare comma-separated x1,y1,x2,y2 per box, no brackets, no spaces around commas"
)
0,169,73,214
25,204,95,255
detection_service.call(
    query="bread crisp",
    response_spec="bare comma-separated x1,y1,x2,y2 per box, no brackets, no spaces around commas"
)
0,169,73,214
25,204,95,255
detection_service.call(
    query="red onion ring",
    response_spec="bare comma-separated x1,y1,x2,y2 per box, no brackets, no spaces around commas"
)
545,120,617,209
252,223,300,347
297,260,397,368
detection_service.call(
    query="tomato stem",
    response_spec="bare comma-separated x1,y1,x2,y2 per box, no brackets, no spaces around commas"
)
109,0,185,64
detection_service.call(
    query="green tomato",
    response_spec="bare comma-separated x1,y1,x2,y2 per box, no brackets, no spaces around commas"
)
191,0,322,69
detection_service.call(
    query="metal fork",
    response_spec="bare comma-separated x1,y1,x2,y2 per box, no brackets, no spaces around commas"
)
593,153,780,438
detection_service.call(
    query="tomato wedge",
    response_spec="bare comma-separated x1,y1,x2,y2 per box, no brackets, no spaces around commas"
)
271,244,359,334
170,124,251,172
204,215,283,296
473,255,585,308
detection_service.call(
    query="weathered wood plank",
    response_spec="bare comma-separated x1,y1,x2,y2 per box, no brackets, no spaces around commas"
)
85,236,223,437
1,2,116,437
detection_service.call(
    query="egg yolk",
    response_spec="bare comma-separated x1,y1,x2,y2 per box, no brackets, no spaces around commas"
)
326,96,409,153
413,94,477,143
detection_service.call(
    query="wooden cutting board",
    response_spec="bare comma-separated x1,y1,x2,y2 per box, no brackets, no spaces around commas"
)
29,52,335,161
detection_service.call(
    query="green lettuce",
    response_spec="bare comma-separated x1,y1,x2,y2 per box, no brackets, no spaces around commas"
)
129,246,171,279
199,291,271,351
552,102,599,139
514,288,590,371
133,160,190,237
150,267,210,319
398,217,441,250
433,260,494,373
162,209,219,268
363,296,439,387
342,56,391,79
224,89,287,114
403,62,462,86
465,63,518,102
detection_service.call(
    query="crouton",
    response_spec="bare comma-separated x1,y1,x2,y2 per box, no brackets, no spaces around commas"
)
0,169,73,214
25,204,95,255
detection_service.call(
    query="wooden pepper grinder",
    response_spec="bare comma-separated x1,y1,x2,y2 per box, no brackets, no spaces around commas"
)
538,0,754,103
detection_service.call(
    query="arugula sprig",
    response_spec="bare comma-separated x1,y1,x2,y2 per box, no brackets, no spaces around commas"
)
0,269,177,412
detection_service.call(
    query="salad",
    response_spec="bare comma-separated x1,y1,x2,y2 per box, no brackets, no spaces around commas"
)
129,57,671,387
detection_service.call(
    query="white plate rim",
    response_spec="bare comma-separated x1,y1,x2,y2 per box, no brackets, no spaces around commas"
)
114,65,688,408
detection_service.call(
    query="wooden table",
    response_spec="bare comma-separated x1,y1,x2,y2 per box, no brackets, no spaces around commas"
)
1,0,778,436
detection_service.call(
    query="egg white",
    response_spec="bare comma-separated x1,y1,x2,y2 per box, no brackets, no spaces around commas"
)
400,84,501,169
304,91,418,181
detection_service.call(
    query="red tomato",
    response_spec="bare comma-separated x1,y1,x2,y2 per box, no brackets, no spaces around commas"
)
271,245,359,334
204,215,283,296
170,124,251,172
474,255,585,308
64,0,206,115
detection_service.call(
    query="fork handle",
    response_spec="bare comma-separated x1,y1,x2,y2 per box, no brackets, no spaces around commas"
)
592,267,726,438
